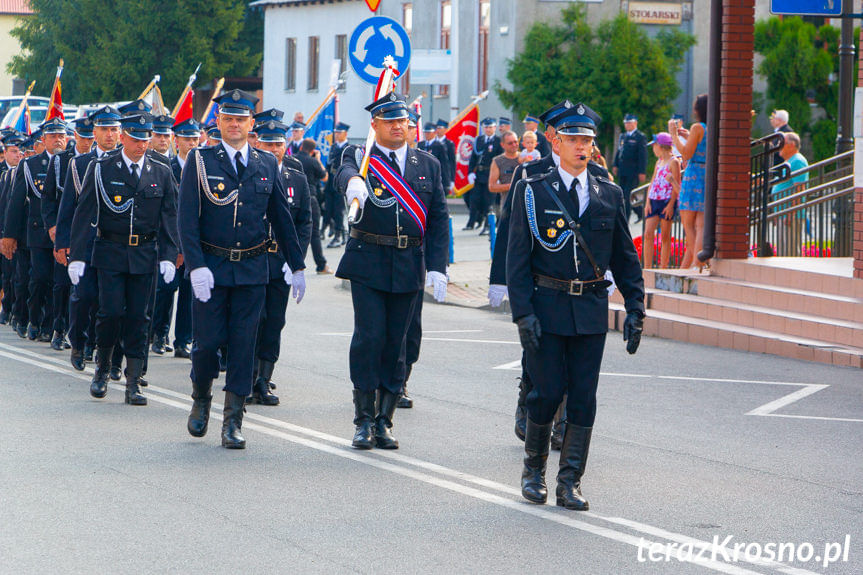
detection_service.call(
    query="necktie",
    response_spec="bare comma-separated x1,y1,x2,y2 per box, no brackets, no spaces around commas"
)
130,163,139,186
235,151,245,180
570,179,581,217
389,151,401,176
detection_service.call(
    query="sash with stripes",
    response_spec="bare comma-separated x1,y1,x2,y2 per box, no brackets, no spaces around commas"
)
367,155,427,236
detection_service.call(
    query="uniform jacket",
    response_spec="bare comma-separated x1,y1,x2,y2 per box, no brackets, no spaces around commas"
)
177,142,305,287
335,144,449,293
3,151,55,249
0,165,18,237
469,134,503,184
418,139,451,190
613,129,648,177
267,155,312,280
41,148,75,233
69,150,179,274
506,168,644,335
55,150,97,256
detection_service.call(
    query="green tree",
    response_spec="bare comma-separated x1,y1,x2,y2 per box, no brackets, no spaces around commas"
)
8,0,262,106
496,6,695,155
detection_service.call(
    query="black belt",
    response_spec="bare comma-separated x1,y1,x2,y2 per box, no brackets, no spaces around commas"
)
98,231,156,246
534,274,611,296
350,229,421,249
202,241,269,261
268,241,279,253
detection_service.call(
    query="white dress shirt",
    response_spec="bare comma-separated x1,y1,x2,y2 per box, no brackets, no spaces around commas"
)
375,142,407,174
557,166,589,217
221,140,250,173
121,150,145,176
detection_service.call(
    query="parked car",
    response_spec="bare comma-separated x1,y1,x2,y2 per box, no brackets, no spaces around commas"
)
0,96,51,123
1,105,78,130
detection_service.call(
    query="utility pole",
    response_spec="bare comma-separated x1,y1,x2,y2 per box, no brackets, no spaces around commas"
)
836,2,855,153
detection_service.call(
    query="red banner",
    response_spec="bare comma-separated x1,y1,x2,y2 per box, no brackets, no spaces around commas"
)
173,90,195,125
445,104,479,197
46,81,63,121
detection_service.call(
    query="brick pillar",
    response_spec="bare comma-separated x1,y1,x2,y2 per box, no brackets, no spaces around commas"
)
855,27,863,279
714,0,755,260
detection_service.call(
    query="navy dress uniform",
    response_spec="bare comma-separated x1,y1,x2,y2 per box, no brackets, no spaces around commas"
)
0,133,25,327
336,93,449,450
288,122,304,156
178,89,306,449
435,119,457,188
324,121,350,248
251,120,313,405
205,124,221,144
56,109,121,370
507,103,644,510
467,118,503,232
2,119,69,342
612,114,648,221
68,114,179,405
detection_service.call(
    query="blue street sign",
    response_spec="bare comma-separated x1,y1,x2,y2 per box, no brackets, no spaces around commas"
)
770,0,843,16
348,16,412,85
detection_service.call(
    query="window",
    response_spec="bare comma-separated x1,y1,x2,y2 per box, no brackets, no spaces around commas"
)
478,0,490,93
439,0,451,96
402,3,413,93
335,34,347,90
285,38,296,91
308,36,320,91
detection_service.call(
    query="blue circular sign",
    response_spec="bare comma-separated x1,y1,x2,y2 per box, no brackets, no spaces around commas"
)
348,16,412,85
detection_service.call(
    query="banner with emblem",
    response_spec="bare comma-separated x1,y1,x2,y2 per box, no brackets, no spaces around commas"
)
45,59,64,121
305,96,336,165
445,103,479,197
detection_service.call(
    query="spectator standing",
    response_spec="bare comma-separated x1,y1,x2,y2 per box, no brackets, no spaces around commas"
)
612,114,648,223
670,94,708,270
488,131,521,210
769,109,793,167
518,131,542,164
771,132,809,256
642,133,681,269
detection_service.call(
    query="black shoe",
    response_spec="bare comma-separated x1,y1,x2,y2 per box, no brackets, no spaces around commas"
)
90,347,113,399
522,418,553,504
0,310,8,324
70,348,85,371
397,393,413,409
218,352,227,372
38,330,52,343
221,391,247,449
252,360,279,406
164,344,173,353
374,390,399,449
124,358,147,406
462,223,475,231
15,321,27,338
478,225,489,236
187,378,213,437
50,331,64,351
556,425,592,511
83,345,94,362
151,335,165,355
63,337,71,349
26,323,38,340
138,375,147,387
326,237,341,249
110,366,122,381
173,344,191,358
351,390,376,449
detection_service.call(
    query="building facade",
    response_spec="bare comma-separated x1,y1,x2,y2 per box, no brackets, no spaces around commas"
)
0,0,32,96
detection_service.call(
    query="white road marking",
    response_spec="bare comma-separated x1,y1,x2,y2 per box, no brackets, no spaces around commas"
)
493,360,522,370
0,340,820,574
745,385,829,416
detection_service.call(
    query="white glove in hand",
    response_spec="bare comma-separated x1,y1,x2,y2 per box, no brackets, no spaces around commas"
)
346,177,368,210
67,261,86,286
605,270,616,297
467,173,476,185
190,266,214,303
291,270,306,303
159,261,176,284
488,284,508,308
427,271,447,303
282,262,292,285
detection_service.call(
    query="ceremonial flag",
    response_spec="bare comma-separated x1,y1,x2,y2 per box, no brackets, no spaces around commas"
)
446,103,479,197
173,89,195,125
14,105,31,135
202,103,218,126
409,94,423,144
6,80,35,129
199,77,225,125
144,84,167,116
305,96,336,165
45,60,64,120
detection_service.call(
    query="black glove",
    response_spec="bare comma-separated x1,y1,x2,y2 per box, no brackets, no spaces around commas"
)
516,314,542,354
623,312,644,355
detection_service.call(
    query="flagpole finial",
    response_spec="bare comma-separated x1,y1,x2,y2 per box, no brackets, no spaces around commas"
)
58,58,64,68
154,75,161,83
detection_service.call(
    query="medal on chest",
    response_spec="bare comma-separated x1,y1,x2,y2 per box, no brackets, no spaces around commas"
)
287,186,294,204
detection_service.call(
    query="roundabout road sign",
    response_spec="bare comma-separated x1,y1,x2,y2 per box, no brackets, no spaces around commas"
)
349,16,412,85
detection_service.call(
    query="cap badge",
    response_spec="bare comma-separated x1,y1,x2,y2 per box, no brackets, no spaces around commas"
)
268,121,275,129
232,91,240,101
576,104,585,115
138,102,145,110
139,117,145,125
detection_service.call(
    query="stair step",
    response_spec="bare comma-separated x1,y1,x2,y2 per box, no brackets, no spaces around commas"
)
712,258,863,299
608,303,863,369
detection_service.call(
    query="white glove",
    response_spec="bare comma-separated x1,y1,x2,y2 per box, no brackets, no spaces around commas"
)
159,261,176,284
427,270,447,303
605,270,616,297
467,173,476,185
282,262,292,285
67,261,86,285
291,270,306,303
346,177,368,210
190,266,214,303
488,284,508,307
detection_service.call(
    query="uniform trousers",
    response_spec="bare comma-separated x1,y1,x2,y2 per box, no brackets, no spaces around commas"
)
324,186,345,235
95,269,154,360
28,247,54,331
349,282,418,395
13,249,30,325
172,271,193,349
524,332,606,427
469,181,492,227
190,284,265,397
256,278,291,363
52,261,70,334
1,257,16,315
151,267,180,341
394,289,423,387
68,266,98,349
309,196,327,271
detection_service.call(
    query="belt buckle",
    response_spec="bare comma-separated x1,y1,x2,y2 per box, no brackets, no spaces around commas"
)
128,234,139,246
396,235,408,249
568,280,583,296
268,243,278,253
229,249,242,262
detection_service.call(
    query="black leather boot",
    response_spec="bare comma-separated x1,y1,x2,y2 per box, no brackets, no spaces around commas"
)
351,390,375,449
514,374,530,441
521,418,552,504
151,335,165,355
70,348,85,371
50,331,64,351
124,357,147,406
556,424,592,511
374,389,399,449
252,360,279,406
0,309,8,324
90,346,112,399
221,391,247,449
397,365,413,408
187,378,212,437
550,396,567,451
83,345,94,362
174,343,190,358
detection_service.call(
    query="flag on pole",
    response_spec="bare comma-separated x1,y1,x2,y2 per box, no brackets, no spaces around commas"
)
305,96,336,165
202,103,218,126
144,84,167,116
46,60,65,121
409,95,423,144
14,105,31,135
173,89,195,125
446,104,479,196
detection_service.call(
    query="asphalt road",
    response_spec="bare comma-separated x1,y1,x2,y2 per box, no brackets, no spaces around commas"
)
1,255,861,574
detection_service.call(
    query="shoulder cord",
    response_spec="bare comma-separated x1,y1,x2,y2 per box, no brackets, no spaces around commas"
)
23,161,41,200
71,160,82,197
196,149,238,206
54,155,63,193
524,182,572,252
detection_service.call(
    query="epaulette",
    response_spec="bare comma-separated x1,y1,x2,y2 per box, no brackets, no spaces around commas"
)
148,157,171,171
595,175,621,189
524,170,552,184
413,148,434,161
